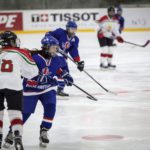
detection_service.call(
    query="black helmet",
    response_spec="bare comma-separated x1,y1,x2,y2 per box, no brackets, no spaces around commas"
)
107,6,115,12
107,6,115,18
0,31,19,47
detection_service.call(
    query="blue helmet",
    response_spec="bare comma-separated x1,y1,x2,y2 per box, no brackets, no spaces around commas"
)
117,7,123,12
41,35,59,57
66,21,77,29
41,35,59,48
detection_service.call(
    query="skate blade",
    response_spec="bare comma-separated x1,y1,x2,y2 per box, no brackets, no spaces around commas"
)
16,145,21,150
100,68,108,71
39,142,48,147
57,95,70,100
3,142,13,148
15,143,24,150
108,67,116,70
100,67,116,71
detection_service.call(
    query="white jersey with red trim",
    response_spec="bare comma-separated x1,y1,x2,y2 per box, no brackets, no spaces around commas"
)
0,47,38,90
97,15,120,38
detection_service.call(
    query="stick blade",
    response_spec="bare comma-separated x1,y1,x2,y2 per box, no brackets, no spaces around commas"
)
108,91,118,95
87,96,98,101
143,40,150,47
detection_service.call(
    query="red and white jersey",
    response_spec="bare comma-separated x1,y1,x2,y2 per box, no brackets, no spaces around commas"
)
0,47,38,90
97,15,120,38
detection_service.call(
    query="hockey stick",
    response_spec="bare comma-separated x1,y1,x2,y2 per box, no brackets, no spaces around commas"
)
72,83,98,101
58,49,116,95
83,70,116,95
124,40,150,48
108,36,149,48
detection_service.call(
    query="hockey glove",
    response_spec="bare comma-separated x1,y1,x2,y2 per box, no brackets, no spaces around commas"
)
116,36,124,43
62,72,74,86
64,75,73,86
77,61,84,71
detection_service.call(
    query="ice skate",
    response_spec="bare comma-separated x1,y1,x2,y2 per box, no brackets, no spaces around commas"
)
14,131,24,150
108,63,116,69
39,128,49,147
0,134,2,149
57,88,69,96
3,131,13,148
100,63,108,70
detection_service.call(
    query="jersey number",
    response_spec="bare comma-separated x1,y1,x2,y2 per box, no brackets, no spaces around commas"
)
1,59,13,72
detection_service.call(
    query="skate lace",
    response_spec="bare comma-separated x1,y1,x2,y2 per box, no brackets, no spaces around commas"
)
41,131,48,139
6,132,13,141
0,134,2,142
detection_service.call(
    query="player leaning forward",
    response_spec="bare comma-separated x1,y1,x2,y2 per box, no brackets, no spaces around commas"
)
3,35,74,148
96,6,124,69
46,21,84,96
0,31,38,150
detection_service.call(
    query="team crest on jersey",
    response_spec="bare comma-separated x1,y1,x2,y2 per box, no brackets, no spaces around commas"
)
71,37,75,42
38,67,52,84
62,42,70,50
42,67,51,75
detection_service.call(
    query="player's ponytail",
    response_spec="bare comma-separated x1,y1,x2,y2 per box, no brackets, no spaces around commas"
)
25,48,41,56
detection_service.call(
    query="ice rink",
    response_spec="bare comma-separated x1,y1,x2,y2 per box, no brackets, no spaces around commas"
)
2,31,150,150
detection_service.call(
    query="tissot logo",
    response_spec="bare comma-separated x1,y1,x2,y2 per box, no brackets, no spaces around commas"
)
32,14,49,22
31,12,99,23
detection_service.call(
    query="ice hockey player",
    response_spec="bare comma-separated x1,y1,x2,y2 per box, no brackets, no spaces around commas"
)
0,31,38,150
115,6,125,33
45,20,84,96
3,35,74,148
96,6,124,70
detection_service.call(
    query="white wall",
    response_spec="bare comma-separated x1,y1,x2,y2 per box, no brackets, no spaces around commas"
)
0,8,150,32
22,8,150,31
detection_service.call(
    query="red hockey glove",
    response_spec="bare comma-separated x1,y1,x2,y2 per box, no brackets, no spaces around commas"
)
116,36,124,43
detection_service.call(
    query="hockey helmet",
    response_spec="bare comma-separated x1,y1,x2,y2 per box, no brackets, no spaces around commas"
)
41,35,59,57
107,6,115,12
66,21,77,37
0,31,20,47
107,6,115,17
41,35,59,48
66,21,77,29
117,7,123,12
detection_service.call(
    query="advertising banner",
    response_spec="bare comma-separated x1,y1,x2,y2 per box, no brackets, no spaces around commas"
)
0,12,23,30
23,9,102,31
0,8,150,32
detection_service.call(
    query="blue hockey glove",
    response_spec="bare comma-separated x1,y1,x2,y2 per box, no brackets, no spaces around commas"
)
64,75,73,86
77,61,84,71
62,72,73,86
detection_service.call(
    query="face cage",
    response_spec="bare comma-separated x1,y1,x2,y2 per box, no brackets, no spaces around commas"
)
15,38,21,47
43,44,59,56
67,28,77,37
1,37,20,47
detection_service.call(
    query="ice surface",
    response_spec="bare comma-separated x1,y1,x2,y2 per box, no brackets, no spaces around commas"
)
2,31,150,150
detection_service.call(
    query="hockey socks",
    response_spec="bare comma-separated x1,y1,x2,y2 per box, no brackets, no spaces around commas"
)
41,103,56,129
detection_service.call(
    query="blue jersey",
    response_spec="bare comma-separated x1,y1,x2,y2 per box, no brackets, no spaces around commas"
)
46,28,80,62
23,54,62,95
115,14,125,33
